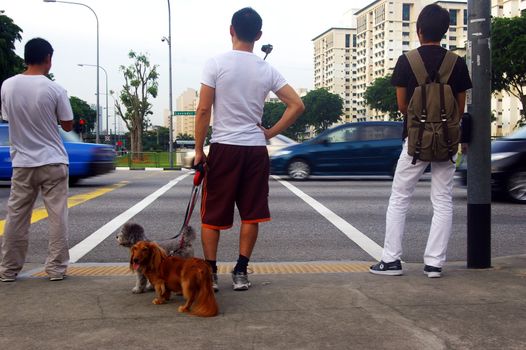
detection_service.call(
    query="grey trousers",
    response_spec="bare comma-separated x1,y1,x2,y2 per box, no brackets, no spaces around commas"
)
0,164,69,278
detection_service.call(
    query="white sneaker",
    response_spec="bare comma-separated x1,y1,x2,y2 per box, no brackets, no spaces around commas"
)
0,275,16,282
231,270,251,291
49,275,65,281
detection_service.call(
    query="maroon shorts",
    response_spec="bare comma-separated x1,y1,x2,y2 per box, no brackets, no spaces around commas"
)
201,143,271,230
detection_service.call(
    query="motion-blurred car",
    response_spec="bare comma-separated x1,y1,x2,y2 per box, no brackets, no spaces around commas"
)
270,121,404,180
457,126,526,203
182,134,298,168
0,123,116,185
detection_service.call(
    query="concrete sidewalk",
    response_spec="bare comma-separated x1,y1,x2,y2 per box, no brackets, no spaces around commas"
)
1,256,525,350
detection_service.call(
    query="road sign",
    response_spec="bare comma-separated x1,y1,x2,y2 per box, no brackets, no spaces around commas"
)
174,111,196,116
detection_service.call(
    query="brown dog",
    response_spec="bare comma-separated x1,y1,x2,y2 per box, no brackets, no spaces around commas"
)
130,241,218,317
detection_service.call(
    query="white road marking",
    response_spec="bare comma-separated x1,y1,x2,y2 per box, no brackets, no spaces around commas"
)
68,173,190,263
272,176,383,261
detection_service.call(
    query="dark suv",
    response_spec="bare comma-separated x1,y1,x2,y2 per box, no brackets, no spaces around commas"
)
457,126,526,203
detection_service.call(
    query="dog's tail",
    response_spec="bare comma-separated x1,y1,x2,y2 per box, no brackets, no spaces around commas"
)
189,261,218,317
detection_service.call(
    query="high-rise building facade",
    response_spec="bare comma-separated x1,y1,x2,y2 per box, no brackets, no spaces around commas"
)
165,88,198,138
312,27,358,122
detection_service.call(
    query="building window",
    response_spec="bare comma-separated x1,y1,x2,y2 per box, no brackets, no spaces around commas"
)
345,34,351,48
402,3,411,21
449,9,457,26
464,9,468,25
353,34,357,47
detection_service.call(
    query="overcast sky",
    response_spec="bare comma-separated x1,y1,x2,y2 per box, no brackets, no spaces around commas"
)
2,0,372,128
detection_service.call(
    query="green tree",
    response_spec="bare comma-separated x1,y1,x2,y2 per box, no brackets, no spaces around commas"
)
492,15,526,128
0,14,24,112
301,88,343,134
69,96,96,135
262,101,307,140
364,75,401,121
143,126,169,151
176,133,194,141
114,51,159,154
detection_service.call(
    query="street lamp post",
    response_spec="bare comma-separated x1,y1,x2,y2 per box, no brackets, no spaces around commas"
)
78,64,108,138
43,0,100,144
164,0,174,168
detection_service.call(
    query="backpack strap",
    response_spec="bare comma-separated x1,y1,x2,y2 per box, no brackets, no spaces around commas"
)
405,49,429,86
412,84,428,165
439,83,455,163
437,51,458,84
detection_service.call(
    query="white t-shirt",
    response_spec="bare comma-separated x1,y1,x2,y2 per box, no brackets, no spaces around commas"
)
201,50,287,146
1,74,73,167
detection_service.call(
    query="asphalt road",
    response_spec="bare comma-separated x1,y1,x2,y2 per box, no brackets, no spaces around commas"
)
0,170,524,266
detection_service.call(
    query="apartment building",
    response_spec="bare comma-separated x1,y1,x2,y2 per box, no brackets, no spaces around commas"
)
312,27,358,122
162,88,198,138
353,0,467,119
491,0,525,136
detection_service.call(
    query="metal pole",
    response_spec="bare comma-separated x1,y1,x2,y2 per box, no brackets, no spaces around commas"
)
103,67,108,136
44,1,100,143
78,64,108,138
167,0,174,168
466,0,492,268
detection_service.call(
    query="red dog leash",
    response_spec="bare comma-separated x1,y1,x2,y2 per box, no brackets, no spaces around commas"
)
171,163,205,243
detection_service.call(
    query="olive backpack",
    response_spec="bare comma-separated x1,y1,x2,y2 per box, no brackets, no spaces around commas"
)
405,49,460,164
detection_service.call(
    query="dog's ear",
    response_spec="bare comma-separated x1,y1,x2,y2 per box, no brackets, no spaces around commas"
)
129,244,137,271
148,242,166,271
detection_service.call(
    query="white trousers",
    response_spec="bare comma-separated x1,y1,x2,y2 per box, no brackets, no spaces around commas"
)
381,141,456,268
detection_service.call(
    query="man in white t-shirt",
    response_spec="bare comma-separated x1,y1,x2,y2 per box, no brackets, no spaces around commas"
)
194,7,304,291
0,38,73,282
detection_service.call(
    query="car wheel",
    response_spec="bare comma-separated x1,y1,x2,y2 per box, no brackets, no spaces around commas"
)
287,159,310,180
506,171,526,203
69,177,80,186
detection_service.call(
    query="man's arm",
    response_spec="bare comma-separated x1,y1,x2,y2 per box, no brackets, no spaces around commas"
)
194,83,215,166
260,84,304,139
57,89,74,132
456,91,466,117
396,87,408,116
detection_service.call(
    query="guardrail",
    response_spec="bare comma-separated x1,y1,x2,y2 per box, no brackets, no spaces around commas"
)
116,151,188,169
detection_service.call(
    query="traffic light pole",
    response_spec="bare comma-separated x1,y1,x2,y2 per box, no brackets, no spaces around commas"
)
167,0,175,169
466,0,492,268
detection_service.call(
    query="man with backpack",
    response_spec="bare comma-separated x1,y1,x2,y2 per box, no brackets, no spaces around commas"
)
369,4,472,278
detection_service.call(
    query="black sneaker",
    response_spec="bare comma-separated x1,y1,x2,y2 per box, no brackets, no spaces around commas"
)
369,260,403,276
423,265,442,278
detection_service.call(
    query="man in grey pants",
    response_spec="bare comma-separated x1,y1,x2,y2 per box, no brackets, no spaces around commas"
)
0,38,73,282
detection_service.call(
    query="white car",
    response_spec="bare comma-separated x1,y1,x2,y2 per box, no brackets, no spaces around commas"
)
182,134,297,168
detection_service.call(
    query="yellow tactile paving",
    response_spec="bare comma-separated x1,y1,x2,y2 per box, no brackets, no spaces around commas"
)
31,262,371,277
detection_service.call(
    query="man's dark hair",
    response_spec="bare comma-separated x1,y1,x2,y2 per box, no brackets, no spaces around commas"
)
24,38,54,65
416,4,450,42
231,7,262,43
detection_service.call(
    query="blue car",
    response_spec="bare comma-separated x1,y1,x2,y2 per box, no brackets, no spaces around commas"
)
270,121,403,180
0,123,116,185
